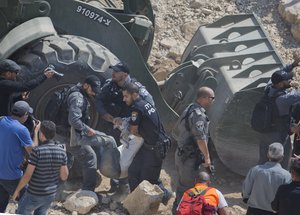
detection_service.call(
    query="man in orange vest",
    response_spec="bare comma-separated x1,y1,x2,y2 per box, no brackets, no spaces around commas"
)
177,171,228,215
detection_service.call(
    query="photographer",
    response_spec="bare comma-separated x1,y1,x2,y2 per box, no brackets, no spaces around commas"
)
0,101,39,212
0,59,55,116
13,120,68,215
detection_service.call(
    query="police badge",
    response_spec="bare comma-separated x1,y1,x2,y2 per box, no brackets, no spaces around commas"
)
131,111,138,122
196,121,204,131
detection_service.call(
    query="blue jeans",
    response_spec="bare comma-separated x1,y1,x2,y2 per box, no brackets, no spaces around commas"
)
0,178,24,212
17,192,55,215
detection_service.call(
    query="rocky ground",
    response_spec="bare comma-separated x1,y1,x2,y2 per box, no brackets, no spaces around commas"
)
6,0,300,214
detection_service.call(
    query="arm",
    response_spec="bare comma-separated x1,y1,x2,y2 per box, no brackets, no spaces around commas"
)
0,74,47,93
242,167,255,200
271,186,281,212
196,139,210,166
24,121,40,154
12,164,35,201
129,109,142,136
68,92,91,133
60,165,69,181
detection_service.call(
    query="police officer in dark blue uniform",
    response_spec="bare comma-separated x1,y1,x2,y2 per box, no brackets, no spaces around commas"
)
122,83,165,192
96,61,154,193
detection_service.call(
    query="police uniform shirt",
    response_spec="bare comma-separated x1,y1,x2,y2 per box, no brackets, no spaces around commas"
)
96,76,154,118
67,84,90,133
173,103,209,148
129,98,159,144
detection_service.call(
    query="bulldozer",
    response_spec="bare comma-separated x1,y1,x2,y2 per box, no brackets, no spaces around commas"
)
0,0,285,176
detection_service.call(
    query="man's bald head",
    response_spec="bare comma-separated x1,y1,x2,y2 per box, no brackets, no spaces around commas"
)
196,87,215,108
196,87,214,99
196,171,211,183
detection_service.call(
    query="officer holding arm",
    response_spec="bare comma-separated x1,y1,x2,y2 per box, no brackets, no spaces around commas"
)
172,86,215,214
0,59,55,116
96,61,154,193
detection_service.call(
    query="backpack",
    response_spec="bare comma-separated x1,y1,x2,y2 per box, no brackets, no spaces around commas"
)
251,87,282,133
176,187,216,215
44,87,71,130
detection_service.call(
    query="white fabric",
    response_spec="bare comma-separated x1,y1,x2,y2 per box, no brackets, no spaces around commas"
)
216,189,228,208
117,118,144,178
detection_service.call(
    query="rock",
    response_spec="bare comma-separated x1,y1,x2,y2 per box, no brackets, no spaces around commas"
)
72,211,78,215
109,201,119,211
291,24,300,41
100,194,111,204
98,212,110,215
190,0,202,9
227,205,247,214
167,45,185,60
154,68,169,81
202,8,213,15
278,0,300,41
63,190,99,214
123,180,164,215
98,213,110,215
181,21,200,40
159,38,177,49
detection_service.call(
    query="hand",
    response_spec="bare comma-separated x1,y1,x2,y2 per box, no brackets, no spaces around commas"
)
202,157,211,168
22,91,30,100
290,124,300,134
12,191,19,201
293,154,300,160
87,128,96,136
112,117,123,126
44,70,55,78
34,120,41,132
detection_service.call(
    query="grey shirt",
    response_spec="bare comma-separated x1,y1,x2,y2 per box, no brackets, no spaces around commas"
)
67,90,90,133
242,162,291,212
172,103,209,148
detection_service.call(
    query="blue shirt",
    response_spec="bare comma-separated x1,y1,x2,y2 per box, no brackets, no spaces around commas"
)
0,116,32,180
242,162,291,212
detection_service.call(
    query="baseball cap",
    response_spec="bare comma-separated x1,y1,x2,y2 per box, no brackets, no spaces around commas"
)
267,142,284,160
109,62,130,74
271,70,293,85
84,75,101,94
11,101,33,116
0,59,21,73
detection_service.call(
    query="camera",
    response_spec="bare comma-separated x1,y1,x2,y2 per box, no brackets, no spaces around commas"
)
45,64,64,77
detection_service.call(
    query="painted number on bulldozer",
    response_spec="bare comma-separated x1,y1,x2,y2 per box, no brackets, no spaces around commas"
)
76,6,112,26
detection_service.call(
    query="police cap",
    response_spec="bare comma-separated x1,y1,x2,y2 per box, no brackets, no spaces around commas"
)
0,59,21,74
84,75,101,94
109,62,130,74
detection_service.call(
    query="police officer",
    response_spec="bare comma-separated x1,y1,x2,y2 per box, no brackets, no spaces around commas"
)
122,83,166,191
259,55,300,169
96,61,154,192
0,59,55,116
172,86,214,214
67,75,101,191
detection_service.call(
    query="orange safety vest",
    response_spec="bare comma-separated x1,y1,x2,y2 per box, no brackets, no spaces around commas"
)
181,183,220,207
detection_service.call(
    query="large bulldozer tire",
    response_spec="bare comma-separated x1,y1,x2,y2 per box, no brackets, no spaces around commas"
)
11,34,118,129
11,35,119,179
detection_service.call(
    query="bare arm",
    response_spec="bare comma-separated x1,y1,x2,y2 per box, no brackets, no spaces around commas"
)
102,113,114,123
196,139,210,167
12,164,35,201
60,165,69,181
24,121,40,154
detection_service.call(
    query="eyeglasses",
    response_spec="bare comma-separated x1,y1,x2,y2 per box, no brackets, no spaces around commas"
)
208,96,215,100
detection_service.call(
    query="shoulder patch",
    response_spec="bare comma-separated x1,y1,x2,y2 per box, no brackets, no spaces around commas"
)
196,121,204,131
131,111,138,122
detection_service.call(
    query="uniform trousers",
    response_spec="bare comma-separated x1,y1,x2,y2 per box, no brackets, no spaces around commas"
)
128,145,162,191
